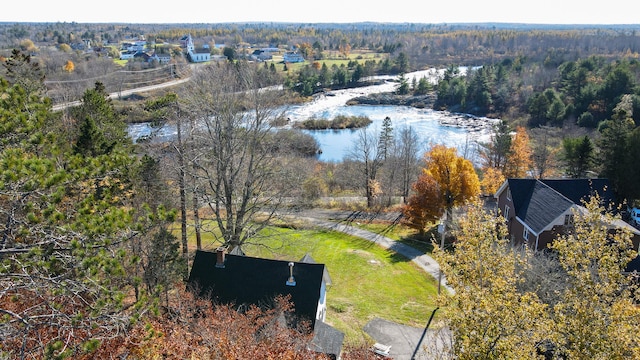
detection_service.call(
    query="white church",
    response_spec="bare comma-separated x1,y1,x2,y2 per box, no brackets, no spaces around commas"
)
181,34,211,63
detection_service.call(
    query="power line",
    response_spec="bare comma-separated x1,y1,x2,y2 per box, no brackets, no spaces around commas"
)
44,63,187,85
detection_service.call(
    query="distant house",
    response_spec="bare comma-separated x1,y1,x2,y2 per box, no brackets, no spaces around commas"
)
119,50,137,60
495,178,640,251
121,39,147,52
283,51,305,63
148,52,171,64
250,49,274,61
187,248,344,359
133,51,151,61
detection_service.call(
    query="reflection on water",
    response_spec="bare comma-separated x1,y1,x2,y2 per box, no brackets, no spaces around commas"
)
129,68,497,163
297,105,484,163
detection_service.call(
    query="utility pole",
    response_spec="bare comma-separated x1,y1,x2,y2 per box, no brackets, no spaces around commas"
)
437,219,445,295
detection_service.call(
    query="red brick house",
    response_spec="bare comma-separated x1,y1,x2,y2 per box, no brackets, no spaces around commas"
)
494,178,640,252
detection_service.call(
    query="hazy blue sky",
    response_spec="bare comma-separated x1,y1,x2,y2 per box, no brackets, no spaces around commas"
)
3,0,639,25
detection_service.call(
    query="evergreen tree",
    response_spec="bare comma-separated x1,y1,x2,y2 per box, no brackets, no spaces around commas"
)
396,73,409,95
143,227,185,302
562,135,594,178
378,116,393,160
1,49,46,96
598,95,635,200
72,81,130,156
414,76,431,95
478,119,512,172
0,72,144,358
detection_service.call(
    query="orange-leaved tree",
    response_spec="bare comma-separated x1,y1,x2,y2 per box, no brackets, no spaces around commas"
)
403,145,480,234
63,59,75,72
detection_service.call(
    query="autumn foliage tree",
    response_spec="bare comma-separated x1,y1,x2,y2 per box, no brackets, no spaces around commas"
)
480,166,506,196
75,287,379,360
548,196,640,358
504,126,532,178
433,203,552,359
477,119,511,196
98,290,328,359
403,145,480,234
433,197,640,359
63,59,75,72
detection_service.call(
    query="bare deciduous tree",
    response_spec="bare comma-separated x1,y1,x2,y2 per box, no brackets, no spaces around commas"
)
179,61,290,251
348,128,385,208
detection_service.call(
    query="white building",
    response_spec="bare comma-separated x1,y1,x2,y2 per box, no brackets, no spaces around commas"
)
283,51,305,63
181,34,211,63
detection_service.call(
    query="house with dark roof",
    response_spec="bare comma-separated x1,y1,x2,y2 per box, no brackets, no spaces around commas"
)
495,178,640,251
187,248,344,359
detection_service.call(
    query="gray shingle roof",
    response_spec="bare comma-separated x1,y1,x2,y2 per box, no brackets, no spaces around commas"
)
507,178,613,234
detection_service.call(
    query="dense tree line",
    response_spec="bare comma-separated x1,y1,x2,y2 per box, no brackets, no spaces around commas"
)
436,55,640,127
439,54,640,205
4,22,640,76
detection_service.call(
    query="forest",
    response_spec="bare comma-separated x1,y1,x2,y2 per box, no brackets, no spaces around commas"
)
1,21,640,359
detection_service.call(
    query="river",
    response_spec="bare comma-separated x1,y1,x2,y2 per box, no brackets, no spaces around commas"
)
128,68,498,163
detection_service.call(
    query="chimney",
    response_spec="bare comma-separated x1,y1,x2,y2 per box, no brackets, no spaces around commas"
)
286,262,296,286
215,246,227,268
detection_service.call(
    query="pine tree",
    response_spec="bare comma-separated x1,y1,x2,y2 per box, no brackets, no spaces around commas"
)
0,76,145,358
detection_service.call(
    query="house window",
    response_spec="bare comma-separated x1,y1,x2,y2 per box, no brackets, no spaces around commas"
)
564,214,574,226
523,228,529,241
504,205,510,220
506,189,512,201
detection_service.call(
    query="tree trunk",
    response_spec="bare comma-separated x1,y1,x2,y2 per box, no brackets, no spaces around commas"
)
176,116,189,280
191,175,202,250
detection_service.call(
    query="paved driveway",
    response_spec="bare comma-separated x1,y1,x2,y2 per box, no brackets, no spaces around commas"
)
363,317,451,359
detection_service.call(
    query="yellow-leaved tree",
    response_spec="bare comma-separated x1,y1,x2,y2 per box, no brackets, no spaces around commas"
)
402,145,480,234
63,60,75,72
480,166,505,196
432,196,640,359
549,196,640,359
433,202,553,359
504,126,532,178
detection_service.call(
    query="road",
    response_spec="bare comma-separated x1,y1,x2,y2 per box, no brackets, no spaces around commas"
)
51,77,191,112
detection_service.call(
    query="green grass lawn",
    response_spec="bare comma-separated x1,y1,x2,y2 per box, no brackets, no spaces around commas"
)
182,220,440,345
350,222,440,254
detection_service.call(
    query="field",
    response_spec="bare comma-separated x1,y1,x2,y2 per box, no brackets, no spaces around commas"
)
266,50,389,73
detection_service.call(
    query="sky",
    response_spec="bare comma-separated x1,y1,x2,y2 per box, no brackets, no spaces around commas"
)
2,0,639,25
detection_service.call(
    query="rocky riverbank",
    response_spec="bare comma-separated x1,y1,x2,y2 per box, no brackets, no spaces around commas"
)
345,91,497,132
437,111,499,132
